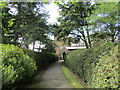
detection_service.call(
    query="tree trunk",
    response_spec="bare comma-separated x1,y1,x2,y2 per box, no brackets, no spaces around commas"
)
82,31,89,49
13,33,18,45
86,27,91,48
84,39,89,49
25,44,29,49
110,23,115,42
111,35,115,42
38,42,41,52
33,40,35,51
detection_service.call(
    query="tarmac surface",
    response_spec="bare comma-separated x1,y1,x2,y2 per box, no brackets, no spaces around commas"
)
26,60,71,88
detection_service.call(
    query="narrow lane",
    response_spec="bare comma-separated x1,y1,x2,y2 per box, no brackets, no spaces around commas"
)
26,60,71,88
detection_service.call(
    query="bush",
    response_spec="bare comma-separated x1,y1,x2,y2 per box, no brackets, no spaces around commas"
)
36,52,58,69
23,49,58,70
65,42,119,88
0,44,37,90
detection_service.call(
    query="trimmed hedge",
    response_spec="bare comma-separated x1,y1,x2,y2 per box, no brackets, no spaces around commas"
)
1,44,58,90
23,49,58,70
1,44,37,90
65,42,119,88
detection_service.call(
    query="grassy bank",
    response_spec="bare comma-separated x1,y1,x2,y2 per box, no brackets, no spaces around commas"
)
62,65,86,88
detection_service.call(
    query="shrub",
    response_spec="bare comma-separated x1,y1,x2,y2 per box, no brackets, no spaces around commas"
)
1,44,37,90
23,49,58,70
65,42,119,88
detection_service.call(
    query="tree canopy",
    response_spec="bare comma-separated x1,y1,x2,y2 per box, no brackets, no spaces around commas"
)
1,2,56,52
1,1,120,50
53,1,120,48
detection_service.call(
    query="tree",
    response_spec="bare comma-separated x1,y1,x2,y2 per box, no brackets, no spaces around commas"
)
56,2,95,48
2,2,52,52
42,39,56,53
2,2,15,44
55,2,119,48
91,2,119,42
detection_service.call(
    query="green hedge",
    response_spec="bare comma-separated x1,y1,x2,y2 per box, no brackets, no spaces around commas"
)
23,49,58,70
0,44,37,90
65,42,119,88
1,44,58,90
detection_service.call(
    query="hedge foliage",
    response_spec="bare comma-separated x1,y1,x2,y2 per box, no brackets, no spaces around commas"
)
23,48,58,70
65,42,119,88
0,44,37,90
1,44,58,90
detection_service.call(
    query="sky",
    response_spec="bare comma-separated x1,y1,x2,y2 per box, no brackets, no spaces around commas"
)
10,2,60,40
9,2,59,51
44,1,95,40
44,1,95,24
44,2,60,24
44,2,60,40
29,3,59,51
9,2,60,25
11,2,98,51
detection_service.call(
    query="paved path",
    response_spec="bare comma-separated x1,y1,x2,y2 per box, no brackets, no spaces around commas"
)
26,60,71,88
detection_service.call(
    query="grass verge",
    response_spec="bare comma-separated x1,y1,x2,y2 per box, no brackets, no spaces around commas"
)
62,65,86,88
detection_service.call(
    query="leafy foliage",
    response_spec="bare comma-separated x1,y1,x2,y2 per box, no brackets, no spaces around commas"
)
55,2,96,48
1,44,58,90
1,44,37,90
42,39,56,53
2,2,51,50
23,48,58,70
65,42,119,88
55,2,120,48
91,2,119,42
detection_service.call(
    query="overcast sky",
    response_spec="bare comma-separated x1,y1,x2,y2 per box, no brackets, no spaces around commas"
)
44,2,60,24
44,1,95,24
